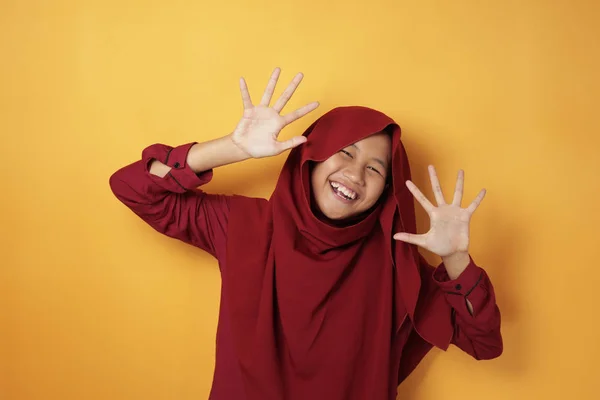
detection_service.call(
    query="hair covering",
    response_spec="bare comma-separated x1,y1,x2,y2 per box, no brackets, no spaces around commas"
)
224,106,453,399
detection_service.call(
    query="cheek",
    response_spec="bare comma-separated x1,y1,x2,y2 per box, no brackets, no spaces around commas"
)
364,180,386,205
312,160,338,184
310,163,330,199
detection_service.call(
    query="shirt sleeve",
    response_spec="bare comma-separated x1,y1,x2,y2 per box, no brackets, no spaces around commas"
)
109,142,230,261
432,255,503,360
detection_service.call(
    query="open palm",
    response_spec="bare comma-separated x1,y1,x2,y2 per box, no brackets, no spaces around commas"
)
393,166,486,257
231,67,319,158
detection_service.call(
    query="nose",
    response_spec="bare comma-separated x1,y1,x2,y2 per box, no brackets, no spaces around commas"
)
343,163,365,186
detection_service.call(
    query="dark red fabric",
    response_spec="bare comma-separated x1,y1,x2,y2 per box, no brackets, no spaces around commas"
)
109,114,503,400
222,106,491,399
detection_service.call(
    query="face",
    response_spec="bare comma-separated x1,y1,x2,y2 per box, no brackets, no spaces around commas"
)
311,131,392,221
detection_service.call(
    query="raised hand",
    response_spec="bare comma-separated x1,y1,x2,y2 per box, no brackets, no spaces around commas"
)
393,166,486,258
230,67,320,158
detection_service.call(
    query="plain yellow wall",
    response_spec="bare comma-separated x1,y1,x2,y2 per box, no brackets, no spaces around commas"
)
1,0,599,399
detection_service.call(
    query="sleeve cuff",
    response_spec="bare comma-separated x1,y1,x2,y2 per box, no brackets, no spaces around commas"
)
432,255,483,297
142,142,213,191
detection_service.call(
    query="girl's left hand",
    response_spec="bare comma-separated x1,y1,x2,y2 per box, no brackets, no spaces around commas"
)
393,166,486,257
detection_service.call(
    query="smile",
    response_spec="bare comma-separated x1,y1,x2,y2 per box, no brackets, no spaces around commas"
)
329,181,358,202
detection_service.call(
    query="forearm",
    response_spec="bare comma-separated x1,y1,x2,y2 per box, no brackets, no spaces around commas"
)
150,134,250,177
441,251,470,279
441,251,474,314
110,142,209,215
432,255,503,360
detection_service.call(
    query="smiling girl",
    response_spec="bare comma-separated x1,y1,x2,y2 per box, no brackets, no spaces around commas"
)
110,68,502,400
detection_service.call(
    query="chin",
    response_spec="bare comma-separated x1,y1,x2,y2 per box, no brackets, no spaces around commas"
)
314,201,350,222
323,211,349,221
321,202,363,222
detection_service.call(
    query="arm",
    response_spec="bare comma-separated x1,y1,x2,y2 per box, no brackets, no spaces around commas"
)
109,138,246,258
431,254,503,360
441,251,475,313
392,163,501,360
110,67,319,258
148,134,250,178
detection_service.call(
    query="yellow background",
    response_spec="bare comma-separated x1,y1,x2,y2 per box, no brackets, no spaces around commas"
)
1,0,599,399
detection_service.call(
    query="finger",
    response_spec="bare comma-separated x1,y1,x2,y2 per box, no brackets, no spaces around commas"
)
428,165,446,205
272,72,304,113
393,232,427,247
466,188,486,214
282,101,320,125
239,77,253,109
406,180,435,213
452,169,464,207
260,67,281,107
276,135,308,152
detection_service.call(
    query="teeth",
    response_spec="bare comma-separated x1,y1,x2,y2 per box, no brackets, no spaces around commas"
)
330,181,357,200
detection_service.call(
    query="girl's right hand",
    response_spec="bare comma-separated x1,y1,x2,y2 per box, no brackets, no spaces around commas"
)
230,67,320,159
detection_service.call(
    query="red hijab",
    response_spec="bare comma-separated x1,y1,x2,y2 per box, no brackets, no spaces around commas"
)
225,106,453,399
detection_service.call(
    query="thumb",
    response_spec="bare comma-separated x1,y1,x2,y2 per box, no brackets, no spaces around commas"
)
277,135,307,152
393,232,425,247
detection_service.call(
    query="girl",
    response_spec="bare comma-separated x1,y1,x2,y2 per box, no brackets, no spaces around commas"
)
110,68,502,400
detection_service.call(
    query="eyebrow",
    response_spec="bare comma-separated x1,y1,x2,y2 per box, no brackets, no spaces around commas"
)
351,143,389,171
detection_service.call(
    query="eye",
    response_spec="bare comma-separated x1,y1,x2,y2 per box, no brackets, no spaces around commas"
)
367,165,383,176
339,149,353,158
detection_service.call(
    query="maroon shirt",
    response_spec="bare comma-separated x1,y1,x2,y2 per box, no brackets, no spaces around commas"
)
109,142,503,399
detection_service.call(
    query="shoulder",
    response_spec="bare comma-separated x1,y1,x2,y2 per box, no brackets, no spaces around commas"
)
229,195,270,218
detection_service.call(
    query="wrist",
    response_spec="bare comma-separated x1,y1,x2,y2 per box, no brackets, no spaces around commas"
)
442,251,470,280
148,159,172,178
186,135,251,173
226,133,253,161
